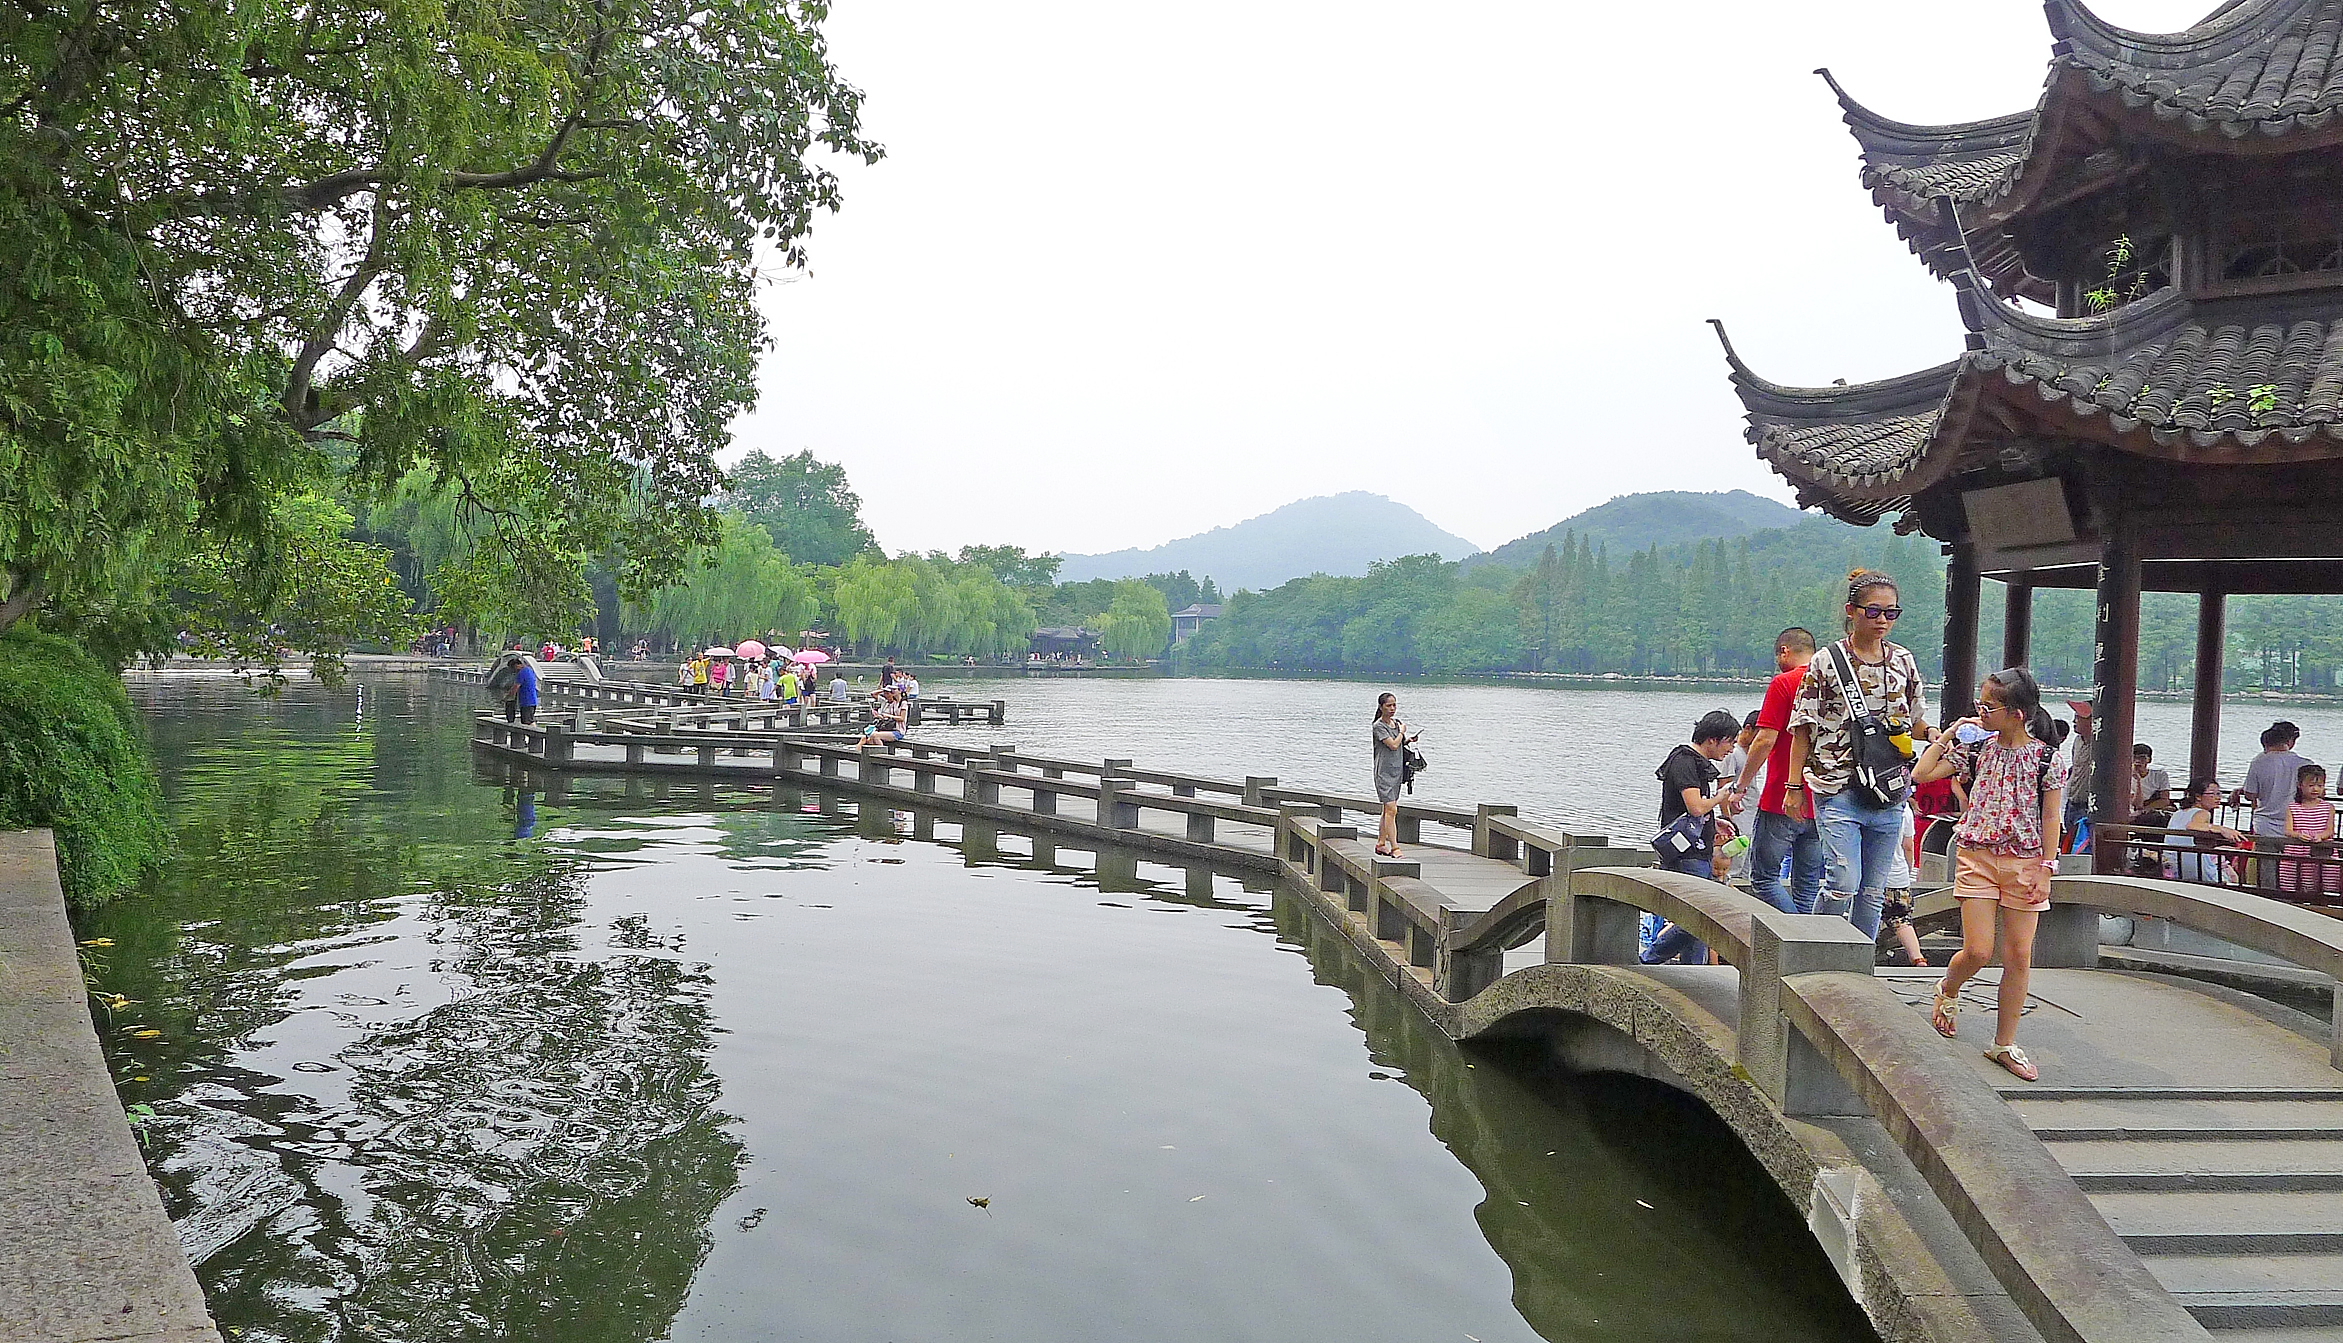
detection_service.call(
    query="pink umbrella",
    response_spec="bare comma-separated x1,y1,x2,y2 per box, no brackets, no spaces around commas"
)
795,650,831,665
737,639,767,660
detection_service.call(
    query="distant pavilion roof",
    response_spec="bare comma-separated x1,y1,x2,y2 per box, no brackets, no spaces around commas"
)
1717,275,2343,521
1827,0,2343,299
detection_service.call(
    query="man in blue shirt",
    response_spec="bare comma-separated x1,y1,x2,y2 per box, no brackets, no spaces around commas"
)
504,655,541,724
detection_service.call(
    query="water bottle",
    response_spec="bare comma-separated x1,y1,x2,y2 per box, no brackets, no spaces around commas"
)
1955,722,1992,745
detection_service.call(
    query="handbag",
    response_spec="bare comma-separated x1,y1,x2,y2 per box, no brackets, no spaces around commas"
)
1399,744,1427,794
1822,642,1911,809
1651,811,1708,859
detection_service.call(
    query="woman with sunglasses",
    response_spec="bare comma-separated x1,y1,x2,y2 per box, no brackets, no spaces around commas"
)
1784,570,1929,941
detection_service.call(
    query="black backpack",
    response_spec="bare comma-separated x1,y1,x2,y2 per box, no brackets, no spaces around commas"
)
1822,642,1911,808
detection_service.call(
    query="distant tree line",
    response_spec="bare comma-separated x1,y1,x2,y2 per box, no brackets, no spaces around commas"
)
1179,522,1951,679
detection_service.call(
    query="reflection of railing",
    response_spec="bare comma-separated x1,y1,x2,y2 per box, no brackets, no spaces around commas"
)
1275,824,2211,1343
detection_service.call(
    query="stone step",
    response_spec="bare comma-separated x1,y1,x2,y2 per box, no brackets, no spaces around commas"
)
2051,1138,2343,1192
2093,1190,2343,1254
2143,1253,2343,1329
2017,1096,2343,1143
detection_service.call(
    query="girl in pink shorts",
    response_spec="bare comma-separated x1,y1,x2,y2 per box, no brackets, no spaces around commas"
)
1909,666,2070,1082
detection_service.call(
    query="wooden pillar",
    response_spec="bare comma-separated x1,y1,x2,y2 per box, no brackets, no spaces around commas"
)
2191,591,2226,785
2091,524,2142,875
2003,580,2033,669
1941,542,1981,722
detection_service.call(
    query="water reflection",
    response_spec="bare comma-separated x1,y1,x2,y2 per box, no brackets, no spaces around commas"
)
90,678,1875,1343
1276,896,1876,1341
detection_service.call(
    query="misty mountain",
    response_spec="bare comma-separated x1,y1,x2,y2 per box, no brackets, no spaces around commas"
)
1055,492,1477,593
1462,490,1822,570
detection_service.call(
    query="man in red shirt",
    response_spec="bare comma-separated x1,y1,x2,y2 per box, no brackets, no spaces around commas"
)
1730,627,1823,914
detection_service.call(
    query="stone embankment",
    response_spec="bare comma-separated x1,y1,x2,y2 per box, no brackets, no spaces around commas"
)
0,830,215,1343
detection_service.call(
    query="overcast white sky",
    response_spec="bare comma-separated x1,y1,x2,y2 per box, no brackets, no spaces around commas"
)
731,0,2214,558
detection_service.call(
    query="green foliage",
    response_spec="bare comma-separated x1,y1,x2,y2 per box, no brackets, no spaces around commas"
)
1184,522,1947,678
2011,585,2343,694
631,513,819,648
1139,570,1220,610
1095,581,1172,661
0,628,167,906
831,554,1036,658
958,544,1063,589
171,494,420,687
1,0,877,649
724,450,880,568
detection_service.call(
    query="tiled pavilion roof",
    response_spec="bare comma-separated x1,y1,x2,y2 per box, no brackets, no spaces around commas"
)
1717,277,2343,519
1828,0,2343,296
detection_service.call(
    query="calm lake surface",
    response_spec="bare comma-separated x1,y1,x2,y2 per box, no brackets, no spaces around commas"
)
867,673,2343,839
84,676,1904,1342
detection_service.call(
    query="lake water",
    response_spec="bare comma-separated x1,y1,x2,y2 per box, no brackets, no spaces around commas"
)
80,676,1887,1342
861,673,2343,838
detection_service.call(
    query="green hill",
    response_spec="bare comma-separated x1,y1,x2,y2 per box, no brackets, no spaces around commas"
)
1463,490,1829,570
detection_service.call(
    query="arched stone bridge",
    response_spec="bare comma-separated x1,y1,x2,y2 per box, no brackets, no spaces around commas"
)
462,682,2343,1343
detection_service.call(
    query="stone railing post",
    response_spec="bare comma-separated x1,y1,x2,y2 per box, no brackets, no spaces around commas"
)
542,720,573,766
962,751,993,803
1474,804,1519,859
1547,868,1642,966
1243,776,1278,808
2031,903,2101,969
1097,777,1139,830
1032,766,1061,815
1437,901,1506,1001
1742,913,1874,1117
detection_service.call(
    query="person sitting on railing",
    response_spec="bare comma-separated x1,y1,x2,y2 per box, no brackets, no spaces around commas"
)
2165,777,2247,884
2279,764,2342,897
860,685,909,750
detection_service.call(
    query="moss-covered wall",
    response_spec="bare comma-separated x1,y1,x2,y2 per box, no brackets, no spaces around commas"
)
0,629,165,907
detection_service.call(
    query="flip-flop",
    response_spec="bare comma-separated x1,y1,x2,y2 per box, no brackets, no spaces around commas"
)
1983,1043,2038,1082
1930,981,1959,1038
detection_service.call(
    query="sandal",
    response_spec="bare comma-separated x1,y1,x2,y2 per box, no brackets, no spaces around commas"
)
1983,1043,2038,1082
1374,842,1394,856
1929,982,1959,1038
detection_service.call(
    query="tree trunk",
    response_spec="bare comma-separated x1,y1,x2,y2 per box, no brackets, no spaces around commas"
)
0,569,44,635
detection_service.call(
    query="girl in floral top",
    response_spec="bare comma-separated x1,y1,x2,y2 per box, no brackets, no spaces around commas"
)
1910,666,2068,1082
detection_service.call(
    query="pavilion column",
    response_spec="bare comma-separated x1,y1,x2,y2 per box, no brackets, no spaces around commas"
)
2003,580,2033,669
2091,523,2143,875
2191,591,2226,785
1940,542,1981,722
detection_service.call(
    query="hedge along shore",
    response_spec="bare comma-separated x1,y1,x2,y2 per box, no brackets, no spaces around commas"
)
0,829,214,1343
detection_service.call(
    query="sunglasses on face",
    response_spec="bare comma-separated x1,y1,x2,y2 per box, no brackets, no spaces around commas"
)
1852,605,1902,620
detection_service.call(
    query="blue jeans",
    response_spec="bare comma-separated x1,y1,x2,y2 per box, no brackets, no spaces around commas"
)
1750,809,1823,915
1815,789,1901,940
1641,854,1712,964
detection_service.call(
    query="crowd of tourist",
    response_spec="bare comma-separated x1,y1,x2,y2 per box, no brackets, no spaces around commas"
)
1371,567,2343,1086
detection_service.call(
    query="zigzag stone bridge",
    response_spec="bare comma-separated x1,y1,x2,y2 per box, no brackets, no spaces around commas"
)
461,673,2343,1343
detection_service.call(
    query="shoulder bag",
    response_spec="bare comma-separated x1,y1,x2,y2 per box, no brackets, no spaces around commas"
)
1822,642,1911,809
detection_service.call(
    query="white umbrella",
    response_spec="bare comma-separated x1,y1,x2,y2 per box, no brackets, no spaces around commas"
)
704,646,735,658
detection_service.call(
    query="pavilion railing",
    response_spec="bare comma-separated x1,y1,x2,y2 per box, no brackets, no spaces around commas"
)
2096,823,2343,911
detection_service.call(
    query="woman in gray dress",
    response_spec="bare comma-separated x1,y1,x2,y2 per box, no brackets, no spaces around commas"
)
1373,693,1415,856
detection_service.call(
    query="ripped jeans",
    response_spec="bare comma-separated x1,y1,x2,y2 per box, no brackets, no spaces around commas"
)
1814,789,1900,941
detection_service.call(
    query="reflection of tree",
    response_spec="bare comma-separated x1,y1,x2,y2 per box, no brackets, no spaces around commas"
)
92,680,745,1343
1272,896,1875,1343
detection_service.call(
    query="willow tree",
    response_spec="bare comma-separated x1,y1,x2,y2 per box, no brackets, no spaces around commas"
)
0,0,877,649
631,513,817,651
1096,580,1171,662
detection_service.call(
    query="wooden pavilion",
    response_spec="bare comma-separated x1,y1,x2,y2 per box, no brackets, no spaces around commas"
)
1719,0,2343,871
